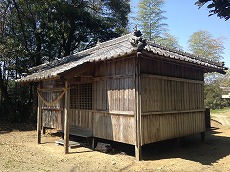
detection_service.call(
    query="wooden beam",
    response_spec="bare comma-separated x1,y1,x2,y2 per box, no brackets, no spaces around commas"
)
37,85,42,144
61,62,95,80
64,81,70,154
142,109,206,115
141,74,204,84
142,51,226,74
135,52,142,161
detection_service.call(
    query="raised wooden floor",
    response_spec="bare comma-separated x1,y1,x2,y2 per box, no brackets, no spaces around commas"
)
57,126,93,148
58,125,93,138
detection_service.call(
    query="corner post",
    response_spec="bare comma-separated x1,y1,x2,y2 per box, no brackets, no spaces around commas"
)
64,80,70,154
37,83,42,144
135,51,142,161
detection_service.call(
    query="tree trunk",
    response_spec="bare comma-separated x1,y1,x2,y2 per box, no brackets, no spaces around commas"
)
63,19,75,56
0,68,15,120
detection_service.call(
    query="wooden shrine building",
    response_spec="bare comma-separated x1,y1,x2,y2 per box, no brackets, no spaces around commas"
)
17,30,227,160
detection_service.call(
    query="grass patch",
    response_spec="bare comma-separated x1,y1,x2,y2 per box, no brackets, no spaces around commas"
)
211,107,230,115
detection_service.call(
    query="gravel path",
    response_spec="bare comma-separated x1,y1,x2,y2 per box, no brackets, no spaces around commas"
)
211,114,230,126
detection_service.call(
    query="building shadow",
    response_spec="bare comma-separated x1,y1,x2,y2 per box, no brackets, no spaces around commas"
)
95,124,230,166
0,122,36,134
141,126,230,165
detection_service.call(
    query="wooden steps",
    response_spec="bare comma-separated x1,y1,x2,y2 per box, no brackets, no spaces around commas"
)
55,139,80,148
56,126,93,149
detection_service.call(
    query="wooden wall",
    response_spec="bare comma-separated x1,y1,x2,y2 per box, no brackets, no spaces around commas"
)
69,109,92,130
92,56,136,144
40,55,206,147
93,112,135,144
141,111,205,145
42,109,63,130
94,77,135,112
40,80,64,130
93,56,135,112
140,57,205,145
140,56,204,81
40,56,137,146
141,75,204,112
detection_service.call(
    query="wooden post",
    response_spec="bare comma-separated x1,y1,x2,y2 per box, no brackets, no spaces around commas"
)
92,137,97,149
42,126,46,135
205,108,211,129
64,81,70,154
37,84,42,144
135,52,142,161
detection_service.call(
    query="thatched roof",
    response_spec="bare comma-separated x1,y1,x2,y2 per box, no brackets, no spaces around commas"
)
17,31,227,83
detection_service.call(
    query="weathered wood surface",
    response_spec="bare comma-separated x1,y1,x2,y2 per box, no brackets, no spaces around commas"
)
58,125,93,137
135,53,142,161
140,55,204,81
140,56,205,146
40,80,65,130
42,109,63,130
39,55,207,150
93,112,135,145
37,88,42,144
94,78,135,112
64,81,70,154
141,75,204,113
69,109,93,130
141,111,205,145
55,140,80,148
93,57,135,112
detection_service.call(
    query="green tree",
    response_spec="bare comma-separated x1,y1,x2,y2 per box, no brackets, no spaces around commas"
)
195,0,230,20
219,69,230,87
135,0,167,41
155,32,183,50
188,30,225,61
188,30,227,109
204,83,230,109
0,0,130,122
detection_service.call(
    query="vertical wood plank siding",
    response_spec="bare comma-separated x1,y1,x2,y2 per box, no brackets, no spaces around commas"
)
140,56,204,81
140,57,205,145
69,109,92,130
40,54,206,147
94,77,135,112
41,80,64,130
42,109,63,130
94,57,135,112
93,112,135,144
141,112,205,145
141,76,204,112
92,57,136,144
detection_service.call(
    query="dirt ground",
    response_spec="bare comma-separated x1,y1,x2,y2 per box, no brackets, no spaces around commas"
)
1,120,230,172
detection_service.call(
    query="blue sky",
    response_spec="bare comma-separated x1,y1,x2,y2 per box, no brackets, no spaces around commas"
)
130,0,230,67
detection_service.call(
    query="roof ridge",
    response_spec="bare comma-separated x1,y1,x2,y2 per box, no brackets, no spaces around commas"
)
75,33,133,56
29,33,134,73
146,41,224,68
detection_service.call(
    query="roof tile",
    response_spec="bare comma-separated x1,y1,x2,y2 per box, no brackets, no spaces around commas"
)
17,32,227,83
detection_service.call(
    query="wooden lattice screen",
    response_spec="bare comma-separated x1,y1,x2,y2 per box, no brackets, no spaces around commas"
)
70,83,92,110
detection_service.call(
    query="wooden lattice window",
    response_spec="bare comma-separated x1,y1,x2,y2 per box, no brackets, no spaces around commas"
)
70,83,92,110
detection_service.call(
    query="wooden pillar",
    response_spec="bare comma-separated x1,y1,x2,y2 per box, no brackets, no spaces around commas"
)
91,137,97,149
64,81,70,154
37,84,42,144
42,126,46,135
205,108,211,129
135,52,142,161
